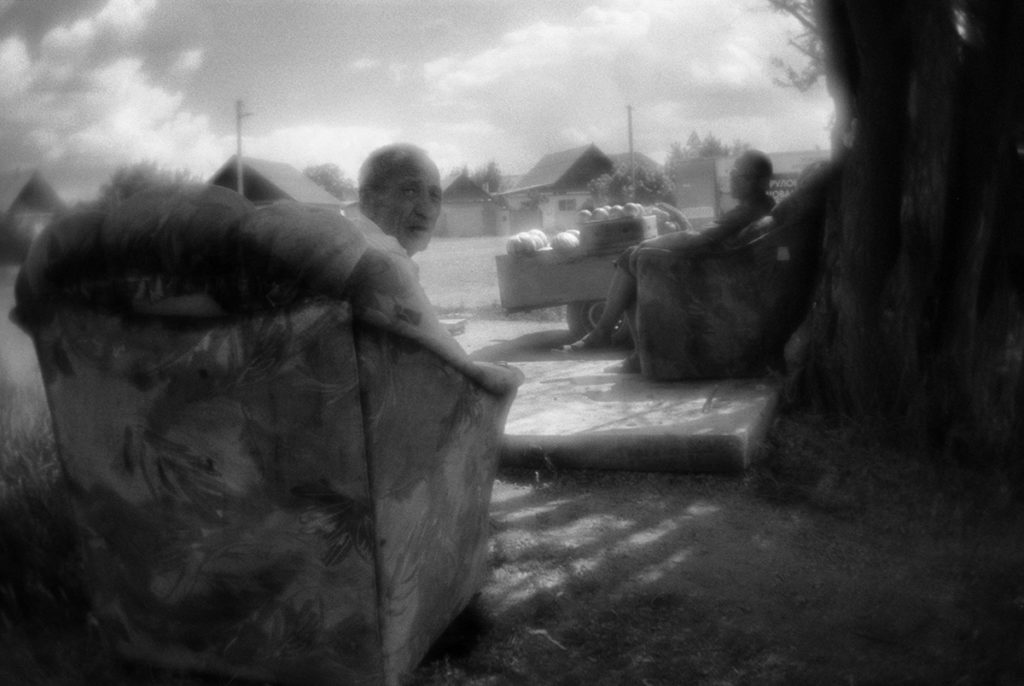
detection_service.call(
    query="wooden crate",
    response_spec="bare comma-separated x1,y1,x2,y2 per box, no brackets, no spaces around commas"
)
578,215,657,254
495,215,657,312
495,250,616,311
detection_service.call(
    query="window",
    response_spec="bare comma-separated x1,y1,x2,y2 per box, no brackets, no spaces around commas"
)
558,198,577,212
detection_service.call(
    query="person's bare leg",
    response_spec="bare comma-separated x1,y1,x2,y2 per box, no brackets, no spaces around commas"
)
603,303,641,372
563,267,637,350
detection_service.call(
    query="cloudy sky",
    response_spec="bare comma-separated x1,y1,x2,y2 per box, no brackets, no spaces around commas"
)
0,0,833,202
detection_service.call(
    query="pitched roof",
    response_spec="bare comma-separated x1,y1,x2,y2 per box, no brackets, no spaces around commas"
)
503,144,613,194
443,172,493,202
208,155,343,207
0,170,64,214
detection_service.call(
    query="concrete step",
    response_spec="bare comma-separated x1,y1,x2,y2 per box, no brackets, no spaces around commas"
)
462,322,779,474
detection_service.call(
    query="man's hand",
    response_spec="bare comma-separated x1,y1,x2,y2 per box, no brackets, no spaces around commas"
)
653,202,695,233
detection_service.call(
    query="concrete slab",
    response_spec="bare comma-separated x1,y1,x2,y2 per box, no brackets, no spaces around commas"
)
462,321,779,474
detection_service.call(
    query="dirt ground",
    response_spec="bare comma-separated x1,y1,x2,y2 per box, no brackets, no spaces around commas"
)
408,316,1024,686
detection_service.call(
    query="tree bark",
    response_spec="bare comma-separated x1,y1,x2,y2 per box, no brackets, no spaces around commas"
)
803,0,1024,465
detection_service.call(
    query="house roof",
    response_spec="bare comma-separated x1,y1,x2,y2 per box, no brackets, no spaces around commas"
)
503,144,614,195
208,155,344,207
501,173,523,190
443,172,494,203
607,152,662,174
0,170,64,214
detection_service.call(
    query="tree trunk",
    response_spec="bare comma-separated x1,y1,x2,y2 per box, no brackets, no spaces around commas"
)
803,0,1024,466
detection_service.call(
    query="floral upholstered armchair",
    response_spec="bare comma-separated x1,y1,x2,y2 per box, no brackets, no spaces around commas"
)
13,186,522,686
633,163,835,380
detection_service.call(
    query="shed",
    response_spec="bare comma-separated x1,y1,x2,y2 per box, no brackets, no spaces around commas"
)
439,172,503,237
208,156,344,211
0,170,65,264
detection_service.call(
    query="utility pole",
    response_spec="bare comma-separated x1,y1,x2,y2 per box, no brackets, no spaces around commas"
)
235,99,252,196
627,104,636,202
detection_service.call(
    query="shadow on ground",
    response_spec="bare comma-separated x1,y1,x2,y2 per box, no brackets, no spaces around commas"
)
415,464,1024,686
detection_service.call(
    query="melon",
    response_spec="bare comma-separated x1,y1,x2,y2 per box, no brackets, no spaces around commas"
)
551,231,581,251
527,228,549,247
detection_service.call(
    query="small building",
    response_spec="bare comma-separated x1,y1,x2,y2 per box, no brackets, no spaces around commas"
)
208,155,345,211
437,171,504,237
0,170,65,264
501,144,614,233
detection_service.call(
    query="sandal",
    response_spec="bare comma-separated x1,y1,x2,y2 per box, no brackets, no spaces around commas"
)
558,330,611,353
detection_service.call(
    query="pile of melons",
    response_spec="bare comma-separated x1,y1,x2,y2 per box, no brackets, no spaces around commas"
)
576,202,646,223
505,228,550,256
505,227,584,255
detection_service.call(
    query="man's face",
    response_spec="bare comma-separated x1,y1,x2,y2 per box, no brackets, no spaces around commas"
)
363,157,442,256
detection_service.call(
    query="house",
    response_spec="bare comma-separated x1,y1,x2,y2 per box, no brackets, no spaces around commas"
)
208,155,345,211
0,170,65,264
437,171,506,237
500,144,614,233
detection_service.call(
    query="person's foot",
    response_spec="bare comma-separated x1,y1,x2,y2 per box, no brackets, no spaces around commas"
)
604,352,640,373
559,329,611,353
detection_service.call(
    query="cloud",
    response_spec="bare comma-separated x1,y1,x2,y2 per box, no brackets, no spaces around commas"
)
0,0,833,201
0,0,225,199
348,57,379,72
0,35,31,95
59,58,218,164
420,0,831,168
40,0,156,54
424,8,650,98
169,48,203,77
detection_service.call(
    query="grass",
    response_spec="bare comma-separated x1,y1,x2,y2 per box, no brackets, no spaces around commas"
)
417,236,507,313
0,380,92,684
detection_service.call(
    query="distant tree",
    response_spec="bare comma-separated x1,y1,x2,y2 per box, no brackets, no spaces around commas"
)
447,165,469,180
93,161,198,211
303,163,356,201
689,131,725,157
680,131,749,158
471,160,504,194
588,163,676,206
664,142,689,180
664,133,752,180
764,0,826,91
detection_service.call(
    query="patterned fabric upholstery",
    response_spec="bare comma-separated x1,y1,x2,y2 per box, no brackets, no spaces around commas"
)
14,186,521,686
634,163,835,380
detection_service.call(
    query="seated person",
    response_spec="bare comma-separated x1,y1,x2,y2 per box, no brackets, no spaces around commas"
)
345,143,443,257
562,149,776,370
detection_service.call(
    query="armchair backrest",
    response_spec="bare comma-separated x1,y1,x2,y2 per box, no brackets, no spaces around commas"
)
634,162,836,380
14,186,520,685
